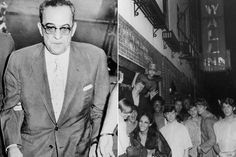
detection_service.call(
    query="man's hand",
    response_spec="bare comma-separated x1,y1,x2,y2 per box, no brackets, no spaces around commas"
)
97,135,114,157
89,143,97,157
8,146,23,157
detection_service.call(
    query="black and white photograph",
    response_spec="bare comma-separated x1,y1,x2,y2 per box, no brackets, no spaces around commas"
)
0,0,117,156
1,0,236,157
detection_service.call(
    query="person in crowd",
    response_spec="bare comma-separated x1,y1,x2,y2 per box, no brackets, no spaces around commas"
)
0,32,15,157
118,98,134,157
131,63,160,95
119,79,151,115
195,98,218,157
1,0,109,157
126,105,138,135
213,97,236,157
152,97,166,130
183,96,192,112
160,105,192,157
128,112,171,157
175,98,189,123
184,104,201,157
97,84,118,157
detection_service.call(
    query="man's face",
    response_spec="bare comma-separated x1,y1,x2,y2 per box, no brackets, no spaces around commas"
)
188,106,198,118
38,6,77,55
183,99,190,110
222,103,235,117
164,110,176,123
120,105,132,120
128,110,138,123
196,104,206,115
148,68,156,78
175,101,183,113
153,101,162,113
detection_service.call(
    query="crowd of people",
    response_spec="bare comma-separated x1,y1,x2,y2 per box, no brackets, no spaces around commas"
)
118,65,236,157
1,0,236,157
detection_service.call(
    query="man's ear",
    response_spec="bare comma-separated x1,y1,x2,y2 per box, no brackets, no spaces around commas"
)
71,22,77,37
37,22,43,36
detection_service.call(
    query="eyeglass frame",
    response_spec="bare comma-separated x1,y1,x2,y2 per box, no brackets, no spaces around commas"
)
41,23,74,35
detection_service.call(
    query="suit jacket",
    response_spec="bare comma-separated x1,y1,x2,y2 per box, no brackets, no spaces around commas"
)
0,33,14,105
200,112,218,157
0,33,14,157
1,42,109,157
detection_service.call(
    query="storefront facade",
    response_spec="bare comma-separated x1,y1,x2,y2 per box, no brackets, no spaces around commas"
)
118,0,201,103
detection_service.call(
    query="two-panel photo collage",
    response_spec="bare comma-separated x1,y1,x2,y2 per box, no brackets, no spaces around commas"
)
0,0,235,157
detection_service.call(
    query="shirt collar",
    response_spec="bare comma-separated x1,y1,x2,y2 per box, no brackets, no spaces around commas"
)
44,47,70,60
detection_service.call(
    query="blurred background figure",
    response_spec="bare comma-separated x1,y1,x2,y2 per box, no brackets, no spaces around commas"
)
0,2,8,33
214,97,236,157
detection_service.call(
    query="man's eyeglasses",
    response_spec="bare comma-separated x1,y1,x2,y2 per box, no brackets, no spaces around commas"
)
41,23,73,35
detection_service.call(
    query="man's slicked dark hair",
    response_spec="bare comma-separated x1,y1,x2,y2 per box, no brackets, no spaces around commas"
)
221,97,235,108
163,105,176,114
39,0,75,23
195,98,209,108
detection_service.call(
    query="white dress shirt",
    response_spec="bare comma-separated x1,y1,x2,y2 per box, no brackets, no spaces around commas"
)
45,48,69,121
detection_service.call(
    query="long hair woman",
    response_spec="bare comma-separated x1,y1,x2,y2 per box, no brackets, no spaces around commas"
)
128,112,171,157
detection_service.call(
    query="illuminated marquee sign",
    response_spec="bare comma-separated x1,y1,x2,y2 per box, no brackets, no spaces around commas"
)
201,0,230,71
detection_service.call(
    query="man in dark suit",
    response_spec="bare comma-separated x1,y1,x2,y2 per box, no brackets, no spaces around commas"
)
1,0,109,157
0,32,14,157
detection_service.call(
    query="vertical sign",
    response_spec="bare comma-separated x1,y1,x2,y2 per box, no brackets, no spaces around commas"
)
201,0,230,71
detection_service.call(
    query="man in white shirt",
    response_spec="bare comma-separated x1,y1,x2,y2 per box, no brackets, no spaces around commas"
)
1,0,109,157
160,105,192,157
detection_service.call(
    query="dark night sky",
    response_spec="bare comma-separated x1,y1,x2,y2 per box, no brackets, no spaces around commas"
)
225,0,236,79
204,0,236,98
202,0,236,116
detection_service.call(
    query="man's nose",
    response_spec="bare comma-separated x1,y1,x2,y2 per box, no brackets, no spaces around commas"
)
54,29,62,39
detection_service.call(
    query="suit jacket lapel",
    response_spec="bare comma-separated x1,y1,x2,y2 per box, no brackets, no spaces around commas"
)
32,45,56,123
